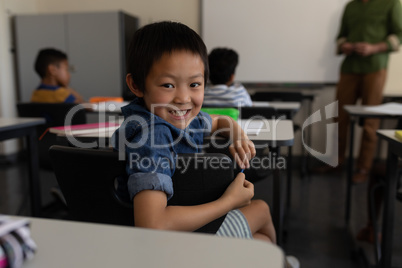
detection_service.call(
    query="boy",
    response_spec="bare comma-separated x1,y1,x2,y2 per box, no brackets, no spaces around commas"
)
31,48,84,103
113,21,300,268
112,21,277,241
203,48,252,107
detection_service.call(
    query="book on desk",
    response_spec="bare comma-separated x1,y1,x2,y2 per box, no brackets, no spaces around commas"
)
49,122,120,136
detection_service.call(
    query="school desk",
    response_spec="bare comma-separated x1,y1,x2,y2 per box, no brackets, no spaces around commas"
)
10,215,284,268
0,118,45,216
375,130,402,268
343,104,402,223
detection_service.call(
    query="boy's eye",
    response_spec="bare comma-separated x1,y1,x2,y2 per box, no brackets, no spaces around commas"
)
162,84,174,88
190,82,201,88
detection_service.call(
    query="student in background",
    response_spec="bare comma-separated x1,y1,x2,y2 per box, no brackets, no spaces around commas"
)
203,48,252,107
315,0,402,183
31,48,84,103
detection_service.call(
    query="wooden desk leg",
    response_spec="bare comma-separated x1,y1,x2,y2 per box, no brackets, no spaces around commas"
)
26,128,42,216
345,118,355,223
271,146,283,246
380,145,398,268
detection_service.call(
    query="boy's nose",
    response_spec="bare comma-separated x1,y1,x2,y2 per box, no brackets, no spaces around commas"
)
173,88,191,103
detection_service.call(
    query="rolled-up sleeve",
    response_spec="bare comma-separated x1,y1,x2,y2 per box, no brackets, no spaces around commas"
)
124,124,176,200
127,172,173,201
386,0,402,51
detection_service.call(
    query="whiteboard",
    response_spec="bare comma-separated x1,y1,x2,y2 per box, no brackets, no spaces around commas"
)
201,0,350,84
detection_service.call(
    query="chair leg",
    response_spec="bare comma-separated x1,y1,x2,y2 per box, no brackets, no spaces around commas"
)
370,181,384,263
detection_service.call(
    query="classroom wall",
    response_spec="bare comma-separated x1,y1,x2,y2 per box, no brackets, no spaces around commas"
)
0,0,400,158
0,0,38,155
0,0,199,157
35,0,200,33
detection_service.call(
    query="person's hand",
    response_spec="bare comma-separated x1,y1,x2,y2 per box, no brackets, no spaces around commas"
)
229,138,256,169
341,42,355,55
354,42,377,56
220,172,254,209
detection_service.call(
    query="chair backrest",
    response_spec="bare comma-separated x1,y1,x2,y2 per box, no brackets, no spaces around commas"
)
239,106,277,119
17,102,87,169
252,91,303,102
49,145,234,233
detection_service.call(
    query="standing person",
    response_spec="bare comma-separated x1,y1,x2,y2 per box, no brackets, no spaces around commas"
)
31,48,84,103
203,48,252,107
317,0,402,183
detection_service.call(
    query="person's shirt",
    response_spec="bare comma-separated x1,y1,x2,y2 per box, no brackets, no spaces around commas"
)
336,0,402,74
112,98,212,201
31,84,76,103
31,84,77,103
203,83,253,107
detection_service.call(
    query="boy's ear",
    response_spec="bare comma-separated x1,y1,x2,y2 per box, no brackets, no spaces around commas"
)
47,64,58,76
126,74,143,98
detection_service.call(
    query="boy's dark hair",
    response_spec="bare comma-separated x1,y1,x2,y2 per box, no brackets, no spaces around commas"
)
127,21,209,92
208,48,238,85
34,48,68,78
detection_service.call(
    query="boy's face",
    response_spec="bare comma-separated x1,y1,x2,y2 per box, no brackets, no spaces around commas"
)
53,60,71,87
132,50,205,129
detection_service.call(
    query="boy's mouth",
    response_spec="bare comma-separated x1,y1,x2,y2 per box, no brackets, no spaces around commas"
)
169,109,191,118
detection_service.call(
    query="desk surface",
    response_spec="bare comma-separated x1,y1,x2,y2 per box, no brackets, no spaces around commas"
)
344,104,402,118
252,101,300,111
15,216,284,268
54,119,294,148
377,129,402,144
238,119,294,146
0,118,45,133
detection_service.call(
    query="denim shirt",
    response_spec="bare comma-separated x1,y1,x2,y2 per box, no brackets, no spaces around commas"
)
112,98,212,201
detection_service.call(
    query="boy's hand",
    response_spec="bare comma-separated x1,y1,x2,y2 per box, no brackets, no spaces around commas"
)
229,138,256,169
221,172,254,210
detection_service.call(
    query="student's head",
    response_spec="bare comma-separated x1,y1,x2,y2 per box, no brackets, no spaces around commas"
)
208,48,239,85
126,21,209,129
34,48,70,87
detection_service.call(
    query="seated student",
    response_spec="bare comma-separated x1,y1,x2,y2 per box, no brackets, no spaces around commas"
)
112,21,299,268
203,48,252,107
31,48,84,103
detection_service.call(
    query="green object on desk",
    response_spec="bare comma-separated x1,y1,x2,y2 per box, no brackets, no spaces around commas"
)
395,130,402,141
201,107,239,120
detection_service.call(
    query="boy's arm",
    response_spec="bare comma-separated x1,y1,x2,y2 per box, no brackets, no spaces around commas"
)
134,173,253,231
210,114,256,169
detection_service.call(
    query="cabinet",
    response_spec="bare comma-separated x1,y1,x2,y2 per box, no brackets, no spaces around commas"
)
14,11,139,102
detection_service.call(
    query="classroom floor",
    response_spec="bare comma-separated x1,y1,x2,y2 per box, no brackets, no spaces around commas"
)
0,156,401,268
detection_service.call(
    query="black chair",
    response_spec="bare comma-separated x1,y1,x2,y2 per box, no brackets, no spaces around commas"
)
252,91,304,102
49,145,234,233
17,102,87,169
